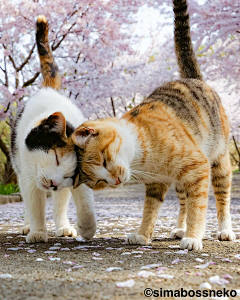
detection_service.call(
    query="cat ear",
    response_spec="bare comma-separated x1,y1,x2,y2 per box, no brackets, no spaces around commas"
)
72,127,96,149
44,112,66,135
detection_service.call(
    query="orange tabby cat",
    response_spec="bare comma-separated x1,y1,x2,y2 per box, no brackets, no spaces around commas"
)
72,0,235,250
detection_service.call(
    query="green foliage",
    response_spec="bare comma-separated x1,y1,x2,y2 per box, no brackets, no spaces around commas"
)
0,183,20,195
148,52,159,63
196,45,213,58
148,55,155,63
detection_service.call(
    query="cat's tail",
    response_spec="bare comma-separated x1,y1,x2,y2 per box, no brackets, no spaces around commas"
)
173,0,202,80
36,15,61,90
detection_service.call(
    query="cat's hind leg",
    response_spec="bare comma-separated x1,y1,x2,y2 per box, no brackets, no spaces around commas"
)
52,188,77,237
211,151,235,241
170,183,187,239
179,156,210,250
70,184,96,240
126,182,170,245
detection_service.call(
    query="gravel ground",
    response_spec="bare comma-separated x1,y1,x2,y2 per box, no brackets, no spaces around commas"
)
0,177,240,300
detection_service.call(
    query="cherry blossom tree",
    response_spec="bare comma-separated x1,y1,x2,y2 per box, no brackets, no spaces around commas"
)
1,0,240,182
0,0,171,182
187,0,240,168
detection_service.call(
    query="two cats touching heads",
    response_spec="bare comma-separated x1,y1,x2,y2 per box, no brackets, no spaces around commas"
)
11,0,235,250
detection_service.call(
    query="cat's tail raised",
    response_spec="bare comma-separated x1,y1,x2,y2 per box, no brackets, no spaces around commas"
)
173,0,202,80
36,15,61,90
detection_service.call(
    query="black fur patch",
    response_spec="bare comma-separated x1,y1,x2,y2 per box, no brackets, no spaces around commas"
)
36,19,48,56
66,121,75,137
173,0,187,13
26,119,67,151
37,43,48,56
47,62,58,78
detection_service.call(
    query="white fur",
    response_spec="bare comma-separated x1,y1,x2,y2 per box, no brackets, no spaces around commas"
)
126,233,149,245
12,88,96,243
113,119,141,166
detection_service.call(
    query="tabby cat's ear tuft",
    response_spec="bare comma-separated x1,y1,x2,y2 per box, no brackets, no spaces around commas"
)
72,127,96,149
44,112,66,135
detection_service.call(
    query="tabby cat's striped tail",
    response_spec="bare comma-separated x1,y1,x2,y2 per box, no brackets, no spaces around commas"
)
173,0,202,80
36,15,61,90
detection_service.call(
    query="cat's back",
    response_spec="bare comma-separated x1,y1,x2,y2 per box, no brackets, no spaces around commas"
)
124,78,229,157
21,88,84,129
148,78,225,133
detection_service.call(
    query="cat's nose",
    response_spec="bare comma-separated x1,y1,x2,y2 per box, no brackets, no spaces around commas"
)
115,177,121,185
50,180,59,190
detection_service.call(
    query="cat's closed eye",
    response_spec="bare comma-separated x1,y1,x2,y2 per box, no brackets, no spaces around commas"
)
54,150,59,166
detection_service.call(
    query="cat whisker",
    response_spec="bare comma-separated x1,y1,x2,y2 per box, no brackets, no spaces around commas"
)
131,170,170,187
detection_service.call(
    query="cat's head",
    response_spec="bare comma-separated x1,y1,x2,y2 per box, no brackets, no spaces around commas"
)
25,112,76,191
71,119,132,190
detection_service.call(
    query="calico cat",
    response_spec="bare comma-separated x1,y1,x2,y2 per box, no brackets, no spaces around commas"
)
10,15,96,243
72,0,235,250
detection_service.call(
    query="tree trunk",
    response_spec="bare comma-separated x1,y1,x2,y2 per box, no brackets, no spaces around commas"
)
3,158,17,184
110,97,116,117
0,136,17,184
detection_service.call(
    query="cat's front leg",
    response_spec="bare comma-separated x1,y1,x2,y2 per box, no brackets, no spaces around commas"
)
24,184,48,243
70,184,96,240
52,188,77,237
179,160,210,251
126,182,170,245
18,175,47,242
18,177,30,234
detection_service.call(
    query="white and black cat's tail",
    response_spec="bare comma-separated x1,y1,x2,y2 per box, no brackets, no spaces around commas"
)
36,15,61,90
173,0,202,80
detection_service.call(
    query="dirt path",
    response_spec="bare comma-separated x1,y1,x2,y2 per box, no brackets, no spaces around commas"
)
0,179,240,300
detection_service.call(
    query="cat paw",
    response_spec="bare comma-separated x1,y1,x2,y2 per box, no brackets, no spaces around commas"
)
56,226,77,237
26,231,48,243
170,228,185,239
217,229,235,241
180,237,202,251
20,225,30,235
78,221,97,240
126,233,149,245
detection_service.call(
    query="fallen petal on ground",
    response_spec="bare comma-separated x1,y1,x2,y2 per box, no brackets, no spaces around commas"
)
199,282,212,289
208,275,229,285
157,274,174,279
138,270,155,278
0,274,13,279
116,279,135,288
106,267,123,272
